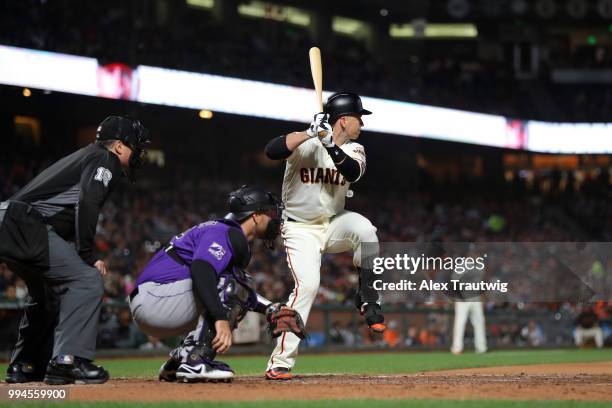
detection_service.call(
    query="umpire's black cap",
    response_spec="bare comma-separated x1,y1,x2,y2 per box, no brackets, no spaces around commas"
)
96,115,150,150
324,92,372,124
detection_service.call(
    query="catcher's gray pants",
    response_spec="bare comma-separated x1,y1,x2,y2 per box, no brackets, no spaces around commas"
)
129,279,206,362
129,279,202,338
1,207,104,362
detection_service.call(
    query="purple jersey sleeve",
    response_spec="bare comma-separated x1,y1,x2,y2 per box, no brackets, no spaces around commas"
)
193,227,234,275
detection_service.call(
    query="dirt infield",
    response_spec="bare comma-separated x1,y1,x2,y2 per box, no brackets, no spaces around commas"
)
3,362,611,402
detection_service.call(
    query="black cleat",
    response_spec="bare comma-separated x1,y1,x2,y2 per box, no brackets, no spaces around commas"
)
361,303,386,333
44,357,109,385
158,357,181,382
5,362,45,383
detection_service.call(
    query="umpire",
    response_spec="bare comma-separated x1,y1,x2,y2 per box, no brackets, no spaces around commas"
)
0,116,150,385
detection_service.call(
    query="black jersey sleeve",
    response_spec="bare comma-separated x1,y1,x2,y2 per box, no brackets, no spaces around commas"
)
190,260,228,321
227,227,251,268
76,152,122,265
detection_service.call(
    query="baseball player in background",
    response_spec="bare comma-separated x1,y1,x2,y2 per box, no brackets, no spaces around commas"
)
0,116,150,384
450,270,488,354
263,92,385,380
129,186,305,382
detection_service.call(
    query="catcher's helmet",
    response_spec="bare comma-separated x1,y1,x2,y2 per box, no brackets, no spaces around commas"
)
225,185,283,222
324,92,372,124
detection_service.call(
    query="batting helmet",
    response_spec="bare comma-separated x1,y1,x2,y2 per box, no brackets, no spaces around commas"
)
225,185,283,222
324,92,372,124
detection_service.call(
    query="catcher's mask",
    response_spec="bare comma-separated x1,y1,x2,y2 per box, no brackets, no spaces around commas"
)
96,115,151,182
224,185,284,248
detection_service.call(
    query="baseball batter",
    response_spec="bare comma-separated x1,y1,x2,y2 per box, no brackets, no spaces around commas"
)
263,92,385,380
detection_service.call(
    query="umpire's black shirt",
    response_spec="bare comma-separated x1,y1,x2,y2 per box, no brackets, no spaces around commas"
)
10,143,122,266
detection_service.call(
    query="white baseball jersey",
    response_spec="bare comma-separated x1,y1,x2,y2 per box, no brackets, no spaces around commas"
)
281,138,366,223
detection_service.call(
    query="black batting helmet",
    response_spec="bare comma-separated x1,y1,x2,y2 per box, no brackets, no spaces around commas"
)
225,185,283,222
324,92,372,124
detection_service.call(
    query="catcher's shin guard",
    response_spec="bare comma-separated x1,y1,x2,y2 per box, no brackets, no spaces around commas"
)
190,316,217,362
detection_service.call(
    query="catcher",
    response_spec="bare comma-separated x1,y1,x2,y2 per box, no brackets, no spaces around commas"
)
128,185,305,382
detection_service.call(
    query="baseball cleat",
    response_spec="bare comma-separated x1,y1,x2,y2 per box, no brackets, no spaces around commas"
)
369,323,387,333
44,356,109,385
175,358,234,383
5,362,45,383
265,367,292,381
361,303,386,333
158,357,181,382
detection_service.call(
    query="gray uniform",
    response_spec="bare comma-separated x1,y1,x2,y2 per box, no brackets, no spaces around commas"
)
0,144,122,364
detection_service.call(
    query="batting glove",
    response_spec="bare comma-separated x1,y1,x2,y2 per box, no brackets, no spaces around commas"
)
306,113,332,140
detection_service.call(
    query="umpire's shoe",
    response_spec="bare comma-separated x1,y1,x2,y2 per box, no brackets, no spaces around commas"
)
265,367,292,381
362,303,386,333
5,362,45,383
44,356,109,385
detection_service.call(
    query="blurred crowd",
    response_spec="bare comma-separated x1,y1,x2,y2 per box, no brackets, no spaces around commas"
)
2,0,612,121
0,0,610,349
1,148,609,349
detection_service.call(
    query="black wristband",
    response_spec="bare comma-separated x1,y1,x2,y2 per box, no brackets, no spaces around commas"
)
324,145,361,182
324,144,347,164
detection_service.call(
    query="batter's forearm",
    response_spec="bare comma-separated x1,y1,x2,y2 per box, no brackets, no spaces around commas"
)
324,145,362,182
285,131,311,151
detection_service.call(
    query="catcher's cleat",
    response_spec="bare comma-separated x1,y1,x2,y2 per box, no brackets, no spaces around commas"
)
265,367,292,381
176,358,234,383
158,357,181,382
361,303,386,333
5,362,45,383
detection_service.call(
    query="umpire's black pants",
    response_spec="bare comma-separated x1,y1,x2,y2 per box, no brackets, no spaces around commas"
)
0,206,104,363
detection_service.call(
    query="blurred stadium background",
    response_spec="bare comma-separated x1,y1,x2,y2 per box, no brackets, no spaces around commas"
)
0,0,610,359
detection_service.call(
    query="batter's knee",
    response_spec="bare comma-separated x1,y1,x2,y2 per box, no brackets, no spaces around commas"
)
297,279,320,301
357,220,378,242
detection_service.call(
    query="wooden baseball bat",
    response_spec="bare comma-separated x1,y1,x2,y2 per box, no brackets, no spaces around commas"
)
309,47,323,112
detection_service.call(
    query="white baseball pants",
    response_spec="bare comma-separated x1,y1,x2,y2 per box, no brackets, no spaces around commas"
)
451,301,487,354
267,210,378,370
